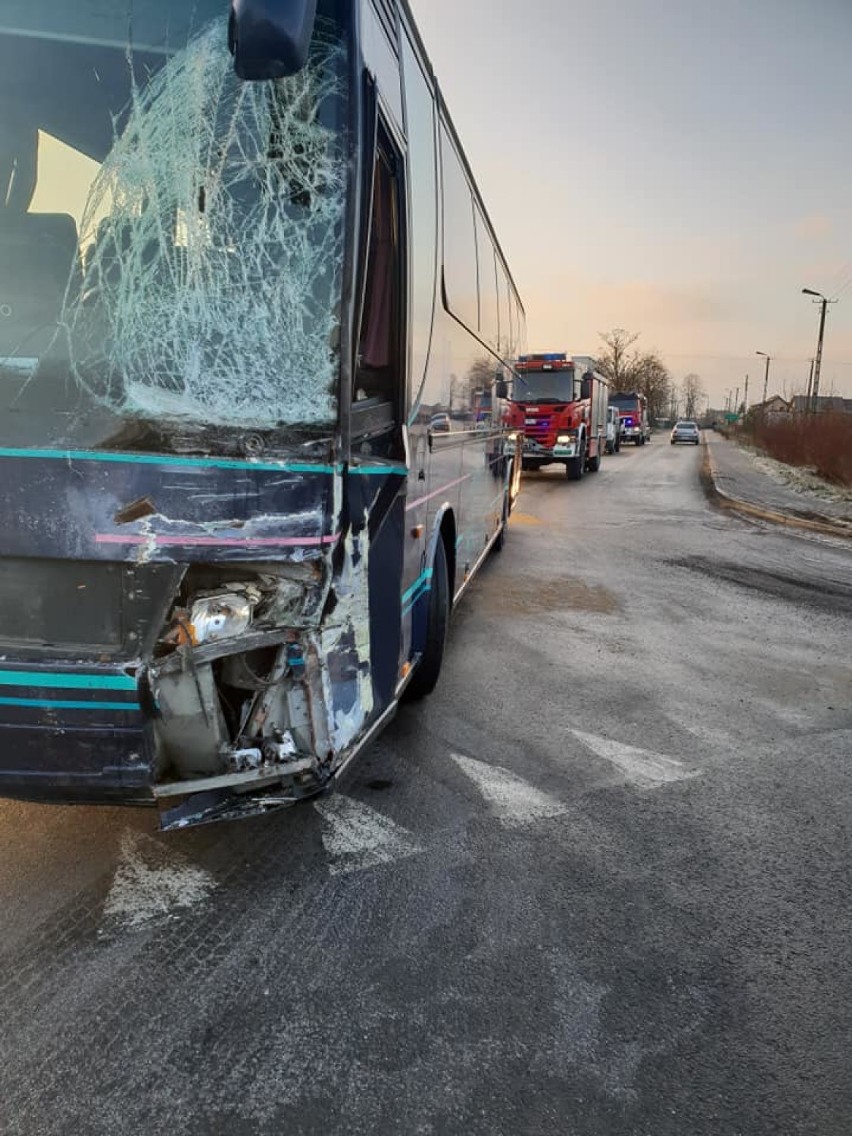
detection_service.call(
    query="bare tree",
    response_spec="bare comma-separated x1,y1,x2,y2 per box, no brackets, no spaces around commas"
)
681,373,705,418
632,351,672,420
597,328,672,420
669,384,681,421
596,328,640,388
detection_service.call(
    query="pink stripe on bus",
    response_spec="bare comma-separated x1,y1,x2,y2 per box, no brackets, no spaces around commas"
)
406,473,472,512
95,532,339,548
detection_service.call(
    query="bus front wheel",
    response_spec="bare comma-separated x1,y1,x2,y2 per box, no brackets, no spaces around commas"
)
404,537,450,701
493,495,510,553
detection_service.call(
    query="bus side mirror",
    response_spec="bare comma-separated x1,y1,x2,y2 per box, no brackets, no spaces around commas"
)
495,378,509,400
580,372,593,400
229,0,318,80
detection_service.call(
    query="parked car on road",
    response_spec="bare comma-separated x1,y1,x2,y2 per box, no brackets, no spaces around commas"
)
671,420,700,444
429,412,452,432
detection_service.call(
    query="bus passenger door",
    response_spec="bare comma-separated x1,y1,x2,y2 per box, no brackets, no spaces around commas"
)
351,120,410,711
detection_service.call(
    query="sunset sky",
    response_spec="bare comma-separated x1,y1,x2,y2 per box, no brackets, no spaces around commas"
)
408,0,852,407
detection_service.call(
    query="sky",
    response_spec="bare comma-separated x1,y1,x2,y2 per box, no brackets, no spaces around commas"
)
408,0,852,408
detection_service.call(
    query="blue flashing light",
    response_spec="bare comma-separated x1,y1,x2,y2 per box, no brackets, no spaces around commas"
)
519,352,567,363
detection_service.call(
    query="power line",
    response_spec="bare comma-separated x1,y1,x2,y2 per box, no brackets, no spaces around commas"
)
661,352,852,365
827,258,852,295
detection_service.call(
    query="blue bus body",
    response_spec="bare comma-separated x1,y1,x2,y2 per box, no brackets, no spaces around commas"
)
0,0,525,827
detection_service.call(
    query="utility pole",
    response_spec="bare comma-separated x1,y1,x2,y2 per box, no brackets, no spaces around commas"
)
743,374,749,412
802,289,838,413
734,386,740,417
811,298,829,412
756,352,770,404
806,358,814,408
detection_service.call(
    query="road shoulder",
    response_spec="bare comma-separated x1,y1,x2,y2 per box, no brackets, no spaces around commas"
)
701,432,852,540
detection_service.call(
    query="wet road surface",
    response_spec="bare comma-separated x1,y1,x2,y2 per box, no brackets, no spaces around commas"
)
1,439,851,1135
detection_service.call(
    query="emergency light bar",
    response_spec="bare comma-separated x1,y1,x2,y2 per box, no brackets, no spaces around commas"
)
517,352,573,372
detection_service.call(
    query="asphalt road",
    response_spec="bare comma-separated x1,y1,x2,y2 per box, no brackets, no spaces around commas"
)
2,438,851,1136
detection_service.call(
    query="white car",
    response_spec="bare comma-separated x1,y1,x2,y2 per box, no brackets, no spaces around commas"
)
671,420,700,445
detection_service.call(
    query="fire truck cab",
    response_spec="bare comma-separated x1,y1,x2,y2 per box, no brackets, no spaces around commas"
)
610,391,652,445
507,353,609,480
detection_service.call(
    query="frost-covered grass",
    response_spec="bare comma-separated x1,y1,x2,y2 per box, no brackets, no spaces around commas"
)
747,450,852,505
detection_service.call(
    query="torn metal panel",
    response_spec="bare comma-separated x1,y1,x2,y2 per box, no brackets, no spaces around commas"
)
0,452,339,565
322,527,375,751
314,466,406,752
157,781,324,832
154,664,229,777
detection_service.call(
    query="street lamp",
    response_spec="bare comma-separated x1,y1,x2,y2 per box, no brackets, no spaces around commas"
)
755,351,771,405
802,288,837,412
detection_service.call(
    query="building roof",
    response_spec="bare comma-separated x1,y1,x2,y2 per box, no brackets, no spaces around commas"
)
789,395,852,413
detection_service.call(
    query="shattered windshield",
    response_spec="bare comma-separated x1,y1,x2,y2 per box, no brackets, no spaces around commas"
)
0,1,349,455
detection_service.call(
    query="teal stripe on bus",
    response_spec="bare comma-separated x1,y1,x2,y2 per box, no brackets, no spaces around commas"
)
0,448,412,477
401,567,432,604
401,574,432,616
0,446,337,475
0,671,137,691
401,588,431,618
349,465,408,476
0,697,141,711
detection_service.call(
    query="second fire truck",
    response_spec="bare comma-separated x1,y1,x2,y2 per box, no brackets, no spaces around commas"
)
506,353,609,480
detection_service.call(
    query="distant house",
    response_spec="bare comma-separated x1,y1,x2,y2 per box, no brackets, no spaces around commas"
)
755,395,791,416
789,395,852,414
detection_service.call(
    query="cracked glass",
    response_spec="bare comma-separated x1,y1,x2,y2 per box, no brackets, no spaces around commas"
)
0,1,350,456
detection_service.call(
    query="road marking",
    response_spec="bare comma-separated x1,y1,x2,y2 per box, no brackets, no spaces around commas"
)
314,795,424,876
571,730,698,786
666,715,732,748
103,830,215,929
449,753,567,826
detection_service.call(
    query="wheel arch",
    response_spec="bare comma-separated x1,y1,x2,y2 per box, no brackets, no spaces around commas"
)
430,505,457,607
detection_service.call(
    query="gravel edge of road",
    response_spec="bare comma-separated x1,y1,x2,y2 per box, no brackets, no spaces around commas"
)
700,435,852,541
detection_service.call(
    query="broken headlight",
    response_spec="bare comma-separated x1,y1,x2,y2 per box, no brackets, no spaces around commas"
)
189,591,258,645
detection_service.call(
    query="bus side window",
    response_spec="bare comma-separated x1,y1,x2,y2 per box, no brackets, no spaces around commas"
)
355,134,403,433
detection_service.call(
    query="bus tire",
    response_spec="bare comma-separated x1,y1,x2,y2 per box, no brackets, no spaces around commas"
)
587,446,601,473
493,496,509,553
404,537,450,701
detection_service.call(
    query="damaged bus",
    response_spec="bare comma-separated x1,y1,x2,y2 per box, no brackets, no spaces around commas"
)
0,0,526,828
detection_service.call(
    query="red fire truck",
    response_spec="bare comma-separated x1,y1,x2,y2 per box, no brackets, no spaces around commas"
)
507,353,609,479
609,390,652,445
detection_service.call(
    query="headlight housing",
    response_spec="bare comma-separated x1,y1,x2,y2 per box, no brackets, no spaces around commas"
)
189,591,258,645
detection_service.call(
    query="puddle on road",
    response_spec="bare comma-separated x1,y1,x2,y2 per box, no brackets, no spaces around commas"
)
477,574,621,615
